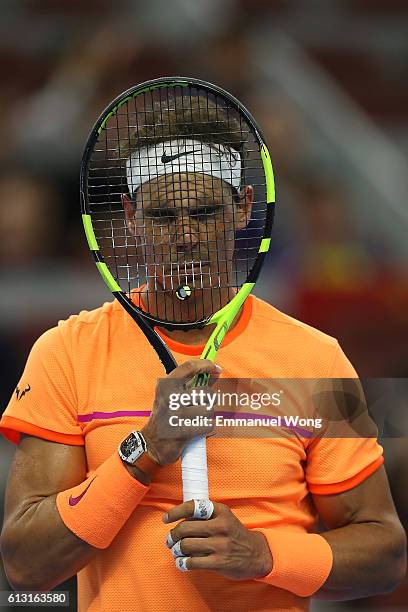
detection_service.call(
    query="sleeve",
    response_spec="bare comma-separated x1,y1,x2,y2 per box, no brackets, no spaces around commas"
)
305,343,383,495
0,325,84,446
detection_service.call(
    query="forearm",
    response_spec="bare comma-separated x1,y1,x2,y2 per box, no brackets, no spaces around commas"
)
255,519,406,600
1,494,96,591
1,452,149,591
316,521,407,600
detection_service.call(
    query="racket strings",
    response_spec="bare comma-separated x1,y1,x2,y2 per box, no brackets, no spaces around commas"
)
87,84,267,324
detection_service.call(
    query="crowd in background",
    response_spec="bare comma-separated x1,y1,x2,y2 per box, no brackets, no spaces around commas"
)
0,1,407,609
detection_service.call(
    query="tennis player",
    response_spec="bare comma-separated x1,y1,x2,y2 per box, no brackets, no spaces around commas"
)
0,99,406,612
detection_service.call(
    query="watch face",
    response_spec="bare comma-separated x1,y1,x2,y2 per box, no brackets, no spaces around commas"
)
120,432,146,462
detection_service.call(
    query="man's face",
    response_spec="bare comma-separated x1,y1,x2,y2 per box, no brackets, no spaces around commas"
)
123,172,253,293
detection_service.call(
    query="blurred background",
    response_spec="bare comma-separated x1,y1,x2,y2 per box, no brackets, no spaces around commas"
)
0,0,407,609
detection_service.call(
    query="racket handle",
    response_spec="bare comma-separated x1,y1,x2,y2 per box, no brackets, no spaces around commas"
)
194,371,210,387
181,436,209,501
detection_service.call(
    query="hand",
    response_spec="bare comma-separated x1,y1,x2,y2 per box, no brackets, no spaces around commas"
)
163,500,273,580
141,360,221,466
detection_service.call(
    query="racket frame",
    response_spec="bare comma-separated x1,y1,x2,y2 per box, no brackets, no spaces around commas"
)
80,77,276,499
81,76,275,368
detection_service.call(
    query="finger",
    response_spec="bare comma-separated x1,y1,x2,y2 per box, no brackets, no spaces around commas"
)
156,417,215,442
193,499,215,520
171,536,219,558
169,360,221,383
175,557,190,572
208,369,222,388
166,531,175,548
171,540,184,558
183,385,214,406
166,519,214,546
175,419,215,440
175,555,220,572
163,499,216,524
163,500,195,524
177,403,215,419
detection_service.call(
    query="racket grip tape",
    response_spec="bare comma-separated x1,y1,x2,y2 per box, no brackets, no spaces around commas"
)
181,436,209,501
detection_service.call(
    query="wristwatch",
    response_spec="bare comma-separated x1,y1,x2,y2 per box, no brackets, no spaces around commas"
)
118,431,161,479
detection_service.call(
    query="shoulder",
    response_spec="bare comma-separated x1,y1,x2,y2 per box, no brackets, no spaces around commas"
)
34,300,121,356
248,295,356,376
250,295,338,350
57,299,119,334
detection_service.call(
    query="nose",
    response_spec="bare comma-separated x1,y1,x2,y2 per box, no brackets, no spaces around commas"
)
174,210,198,252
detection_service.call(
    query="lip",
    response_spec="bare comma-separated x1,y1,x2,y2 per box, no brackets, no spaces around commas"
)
166,261,210,270
158,262,211,279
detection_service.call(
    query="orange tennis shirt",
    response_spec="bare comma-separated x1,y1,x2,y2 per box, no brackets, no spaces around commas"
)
1,294,383,611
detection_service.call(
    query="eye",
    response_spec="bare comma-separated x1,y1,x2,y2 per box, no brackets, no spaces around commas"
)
189,206,220,219
146,209,176,220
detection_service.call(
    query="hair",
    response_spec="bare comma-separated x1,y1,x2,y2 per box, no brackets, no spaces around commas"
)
119,96,248,198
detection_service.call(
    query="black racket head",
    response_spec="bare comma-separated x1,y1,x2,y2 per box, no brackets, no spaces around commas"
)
80,77,275,330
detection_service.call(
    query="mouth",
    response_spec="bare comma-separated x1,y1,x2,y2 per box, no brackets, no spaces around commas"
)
154,262,212,285
162,261,211,272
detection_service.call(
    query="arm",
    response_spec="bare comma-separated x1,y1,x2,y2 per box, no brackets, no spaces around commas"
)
0,435,97,591
161,467,406,601
1,435,156,591
313,466,407,600
1,359,220,591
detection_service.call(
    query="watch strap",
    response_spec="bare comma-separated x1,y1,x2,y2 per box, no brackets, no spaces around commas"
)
133,450,163,479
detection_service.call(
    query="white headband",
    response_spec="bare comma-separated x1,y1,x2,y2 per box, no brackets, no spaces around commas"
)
126,138,242,194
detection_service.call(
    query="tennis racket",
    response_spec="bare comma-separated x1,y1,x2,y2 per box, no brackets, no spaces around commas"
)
80,76,275,501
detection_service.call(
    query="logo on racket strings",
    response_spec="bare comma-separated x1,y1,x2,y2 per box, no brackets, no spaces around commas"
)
176,285,192,300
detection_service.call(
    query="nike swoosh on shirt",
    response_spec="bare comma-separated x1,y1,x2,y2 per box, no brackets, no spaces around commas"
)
69,477,96,507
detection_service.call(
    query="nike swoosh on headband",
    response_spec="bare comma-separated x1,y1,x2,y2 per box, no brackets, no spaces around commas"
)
69,477,96,507
161,149,201,164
